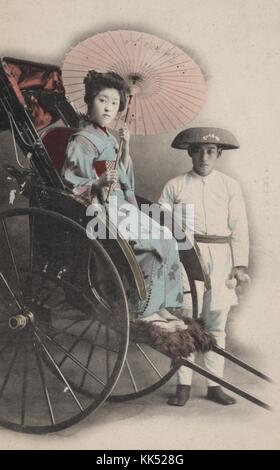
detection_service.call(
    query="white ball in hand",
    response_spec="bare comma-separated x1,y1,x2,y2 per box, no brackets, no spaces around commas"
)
225,278,237,289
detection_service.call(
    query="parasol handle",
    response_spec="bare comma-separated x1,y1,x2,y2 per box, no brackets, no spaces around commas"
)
105,93,134,202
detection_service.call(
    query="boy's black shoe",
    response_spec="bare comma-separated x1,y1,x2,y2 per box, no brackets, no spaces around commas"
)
167,385,191,406
206,386,236,405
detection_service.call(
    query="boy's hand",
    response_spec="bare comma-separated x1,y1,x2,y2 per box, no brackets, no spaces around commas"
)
231,266,250,285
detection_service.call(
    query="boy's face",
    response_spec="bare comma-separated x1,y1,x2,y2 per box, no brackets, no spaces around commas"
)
189,144,221,176
90,88,120,127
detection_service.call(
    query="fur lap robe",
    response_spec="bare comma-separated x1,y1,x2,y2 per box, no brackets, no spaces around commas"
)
130,318,217,360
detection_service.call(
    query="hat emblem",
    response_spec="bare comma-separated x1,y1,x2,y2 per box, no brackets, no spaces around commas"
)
202,133,220,142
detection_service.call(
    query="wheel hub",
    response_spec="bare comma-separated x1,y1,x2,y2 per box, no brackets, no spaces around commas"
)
9,311,34,330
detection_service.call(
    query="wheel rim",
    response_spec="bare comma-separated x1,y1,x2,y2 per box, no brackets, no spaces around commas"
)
0,208,129,433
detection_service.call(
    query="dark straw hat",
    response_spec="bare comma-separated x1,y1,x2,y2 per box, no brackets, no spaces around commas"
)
171,127,240,150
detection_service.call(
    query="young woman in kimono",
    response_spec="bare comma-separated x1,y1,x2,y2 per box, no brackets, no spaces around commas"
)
62,70,185,325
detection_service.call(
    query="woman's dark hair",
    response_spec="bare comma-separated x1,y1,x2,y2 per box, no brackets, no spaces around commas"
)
84,70,127,113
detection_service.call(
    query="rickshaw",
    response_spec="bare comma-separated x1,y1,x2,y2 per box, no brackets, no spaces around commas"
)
0,57,271,434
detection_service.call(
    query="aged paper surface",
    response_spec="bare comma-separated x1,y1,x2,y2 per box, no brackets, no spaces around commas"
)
0,0,279,450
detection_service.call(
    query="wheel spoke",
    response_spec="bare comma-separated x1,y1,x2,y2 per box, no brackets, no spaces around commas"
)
1,220,23,295
32,328,84,411
33,337,56,425
50,298,69,310
45,322,120,355
41,322,93,343
35,325,106,387
80,322,102,388
51,312,87,321
21,334,29,426
58,318,96,367
125,358,138,393
26,213,35,297
0,272,23,311
90,342,118,354
50,319,84,335
29,214,34,278
135,344,163,379
51,293,101,318
88,248,111,312
0,335,23,399
105,325,110,381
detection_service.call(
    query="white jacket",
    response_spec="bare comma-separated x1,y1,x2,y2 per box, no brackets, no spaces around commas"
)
159,169,249,310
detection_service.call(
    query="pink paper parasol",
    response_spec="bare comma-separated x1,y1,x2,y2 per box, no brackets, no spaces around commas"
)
62,30,206,135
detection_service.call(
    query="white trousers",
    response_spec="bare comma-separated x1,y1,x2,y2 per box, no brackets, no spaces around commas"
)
141,266,231,387
141,304,229,387
178,277,229,386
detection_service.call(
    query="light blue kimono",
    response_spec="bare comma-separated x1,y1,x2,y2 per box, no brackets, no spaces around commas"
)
62,123,183,317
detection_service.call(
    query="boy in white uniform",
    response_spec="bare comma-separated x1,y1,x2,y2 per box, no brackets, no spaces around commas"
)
159,127,249,406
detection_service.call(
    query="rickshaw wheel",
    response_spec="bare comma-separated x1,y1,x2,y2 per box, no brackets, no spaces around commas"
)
0,207,129,433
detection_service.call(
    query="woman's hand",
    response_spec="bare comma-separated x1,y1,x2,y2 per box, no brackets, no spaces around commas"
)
98,169,119,188
119,125,130,146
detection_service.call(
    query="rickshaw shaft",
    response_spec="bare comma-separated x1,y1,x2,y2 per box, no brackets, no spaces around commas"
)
179,357,270,410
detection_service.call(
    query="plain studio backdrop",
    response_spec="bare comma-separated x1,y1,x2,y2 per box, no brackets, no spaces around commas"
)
0,0,280,450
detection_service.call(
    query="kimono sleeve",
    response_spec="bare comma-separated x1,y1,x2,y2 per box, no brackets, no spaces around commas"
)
118,156,138,207
62,135,98,193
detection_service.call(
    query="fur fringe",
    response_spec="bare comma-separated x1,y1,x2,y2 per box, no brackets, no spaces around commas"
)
130,318,216,360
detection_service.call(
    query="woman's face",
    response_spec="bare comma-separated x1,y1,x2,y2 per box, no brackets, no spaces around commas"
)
89,88,120,127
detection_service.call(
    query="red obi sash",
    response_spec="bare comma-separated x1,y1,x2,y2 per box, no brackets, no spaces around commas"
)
93,160,115,176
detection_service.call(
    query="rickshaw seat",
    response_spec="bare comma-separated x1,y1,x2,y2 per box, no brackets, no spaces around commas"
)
42,127,76,172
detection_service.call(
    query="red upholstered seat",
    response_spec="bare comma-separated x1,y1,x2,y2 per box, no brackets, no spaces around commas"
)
42,127,76,173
